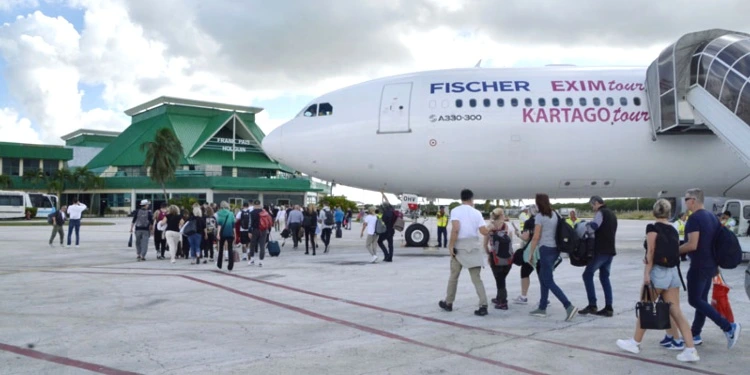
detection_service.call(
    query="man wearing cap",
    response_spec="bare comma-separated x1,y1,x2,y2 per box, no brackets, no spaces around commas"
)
130,199,154,261
579,196,618,317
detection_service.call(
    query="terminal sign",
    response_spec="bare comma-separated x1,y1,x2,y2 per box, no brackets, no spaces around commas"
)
206,137,251,153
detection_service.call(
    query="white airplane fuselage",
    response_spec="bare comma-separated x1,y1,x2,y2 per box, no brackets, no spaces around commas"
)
262,67,750,200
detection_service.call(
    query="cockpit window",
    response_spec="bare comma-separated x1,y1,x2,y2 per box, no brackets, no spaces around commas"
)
303,104,317,117
319,103,333,116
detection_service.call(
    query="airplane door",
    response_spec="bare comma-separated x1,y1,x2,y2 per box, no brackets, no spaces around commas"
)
378,83,412,134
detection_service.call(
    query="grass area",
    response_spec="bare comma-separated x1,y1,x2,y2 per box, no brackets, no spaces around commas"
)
0,221,116,226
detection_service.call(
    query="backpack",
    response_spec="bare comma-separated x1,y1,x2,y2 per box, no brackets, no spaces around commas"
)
47,211,55,225
375,217,387,234
206,217,217,234
651,224,681,268
713,223,743,269
492,224,513,259
303,212,316,227
240,210,251,230
135,209,151,228
259,210,273,231
324,210,334,225
555,212,579,254
182,219,197,236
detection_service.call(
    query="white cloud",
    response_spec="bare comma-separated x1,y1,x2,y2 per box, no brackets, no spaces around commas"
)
0,107,40,143
0,0,39,12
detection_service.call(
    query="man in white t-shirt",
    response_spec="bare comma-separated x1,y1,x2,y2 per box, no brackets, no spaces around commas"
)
66,199,88,247
360,208,379,263
439,189,490,316
275,205,287,232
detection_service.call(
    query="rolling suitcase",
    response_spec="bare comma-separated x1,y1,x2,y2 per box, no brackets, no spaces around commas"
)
268,240,281,256
336,227,342,238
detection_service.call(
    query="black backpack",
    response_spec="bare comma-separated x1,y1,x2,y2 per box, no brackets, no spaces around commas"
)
324,210,334,225
47,211,56,225
492,224,513,259
240,210,250,230
555,212,579,254
651,224,681,268
570,232,594,267
713,224,743,269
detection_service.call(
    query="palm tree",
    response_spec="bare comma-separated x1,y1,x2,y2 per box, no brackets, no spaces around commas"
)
69,166,103,200
141,128,184,202
22,169,47,190
0,175,12,190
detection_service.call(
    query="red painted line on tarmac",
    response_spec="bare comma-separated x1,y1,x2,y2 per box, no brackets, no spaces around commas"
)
220,272,723,375
0,342,141,375
180,275,546,375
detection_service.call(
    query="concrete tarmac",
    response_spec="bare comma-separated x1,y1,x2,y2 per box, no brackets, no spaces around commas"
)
0,218,748,374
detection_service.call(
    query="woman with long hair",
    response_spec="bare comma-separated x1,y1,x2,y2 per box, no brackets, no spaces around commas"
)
484,208,514,310
303,204,318,255
203,206,216,261
187,206,205,265
616,199,699,362
528,194,578,321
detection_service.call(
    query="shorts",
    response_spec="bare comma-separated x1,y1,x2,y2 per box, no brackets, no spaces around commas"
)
650,265,681,290
240,231,251,245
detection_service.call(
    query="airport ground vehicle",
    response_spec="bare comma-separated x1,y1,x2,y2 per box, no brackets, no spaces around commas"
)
720,199,750,260
0,191,58,219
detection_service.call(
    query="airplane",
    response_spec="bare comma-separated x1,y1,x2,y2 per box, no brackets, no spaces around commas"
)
261,29,750,247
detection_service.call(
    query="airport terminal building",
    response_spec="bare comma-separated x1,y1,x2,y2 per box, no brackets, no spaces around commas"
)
0,97,329,214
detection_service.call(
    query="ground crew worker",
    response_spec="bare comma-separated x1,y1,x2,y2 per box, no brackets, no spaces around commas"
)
519,207,530,231
436,206,448,248
674,212,688,261
566,210,581,228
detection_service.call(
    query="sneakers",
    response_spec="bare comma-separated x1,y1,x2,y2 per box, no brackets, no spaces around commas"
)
578,305,598,315
565,305,578,322
693,335,703,346
438,300,453,312
494,303,508,310
660,335,675,347
664,339,685,350
513,295,528,305
371,255,378,263
726,322,742,349
616,338,640,354
474,306,488,316
595,307,614,317
529,308,547,317
677,348,700,362
248,258,255,266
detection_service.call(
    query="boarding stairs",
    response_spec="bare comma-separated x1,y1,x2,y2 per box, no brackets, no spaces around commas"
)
646,29,750,167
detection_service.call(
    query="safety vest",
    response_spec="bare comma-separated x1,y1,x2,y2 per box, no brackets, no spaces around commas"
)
566,218,581,228
675,219,685,237
437,213,448,227
519,212,529,231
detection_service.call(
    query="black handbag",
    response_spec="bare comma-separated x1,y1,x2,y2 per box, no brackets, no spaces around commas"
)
636,285,671,330
128,233,133,248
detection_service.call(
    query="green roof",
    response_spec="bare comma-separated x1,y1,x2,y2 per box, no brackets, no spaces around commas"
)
64,134,118,148
0,142,73,160
87,103,284,171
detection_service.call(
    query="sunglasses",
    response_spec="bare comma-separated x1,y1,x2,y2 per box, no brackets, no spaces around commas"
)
684,197,695,202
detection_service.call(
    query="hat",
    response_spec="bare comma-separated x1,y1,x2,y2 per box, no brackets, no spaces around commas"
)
140,199,150,206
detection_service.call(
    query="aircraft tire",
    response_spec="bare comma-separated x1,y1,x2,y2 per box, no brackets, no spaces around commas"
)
405,223,429,247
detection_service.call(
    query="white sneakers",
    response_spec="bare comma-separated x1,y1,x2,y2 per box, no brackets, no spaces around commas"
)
513,295,528,305
248,258,255,266
371,255,378,263
616,338,699,362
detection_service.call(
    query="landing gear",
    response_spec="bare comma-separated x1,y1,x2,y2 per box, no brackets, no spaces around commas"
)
405,223,429,247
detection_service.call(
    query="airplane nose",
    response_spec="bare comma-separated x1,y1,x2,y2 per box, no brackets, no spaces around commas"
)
262,126,283,161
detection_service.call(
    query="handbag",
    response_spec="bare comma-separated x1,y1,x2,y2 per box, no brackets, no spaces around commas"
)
636,285,671,330
128,233,133,247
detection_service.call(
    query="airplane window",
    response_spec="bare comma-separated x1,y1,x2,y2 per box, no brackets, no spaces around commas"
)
619,97,627,106
524,98,532,107
497,98,505,107
319,102,333,116
456,99,463,108
511,98,518,107
565,98,573,106
429,100,437,109
483,98,491,108
633,97,641,106
593,98,601,106
538,98,546,107
606,97,615,106
469,99,477,108
552,98,560,107
441,100,449,108
579,98,587,106
303,104,318,117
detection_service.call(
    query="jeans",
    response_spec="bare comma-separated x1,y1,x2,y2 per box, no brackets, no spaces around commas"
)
582,254,614,307
135,229,150,258
188,233,202,259
321,228,332,247
378,229,395,261
688,267,732,335
537,246,571,310
437,227,448,247
67,219,81,245
250,229,267,260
